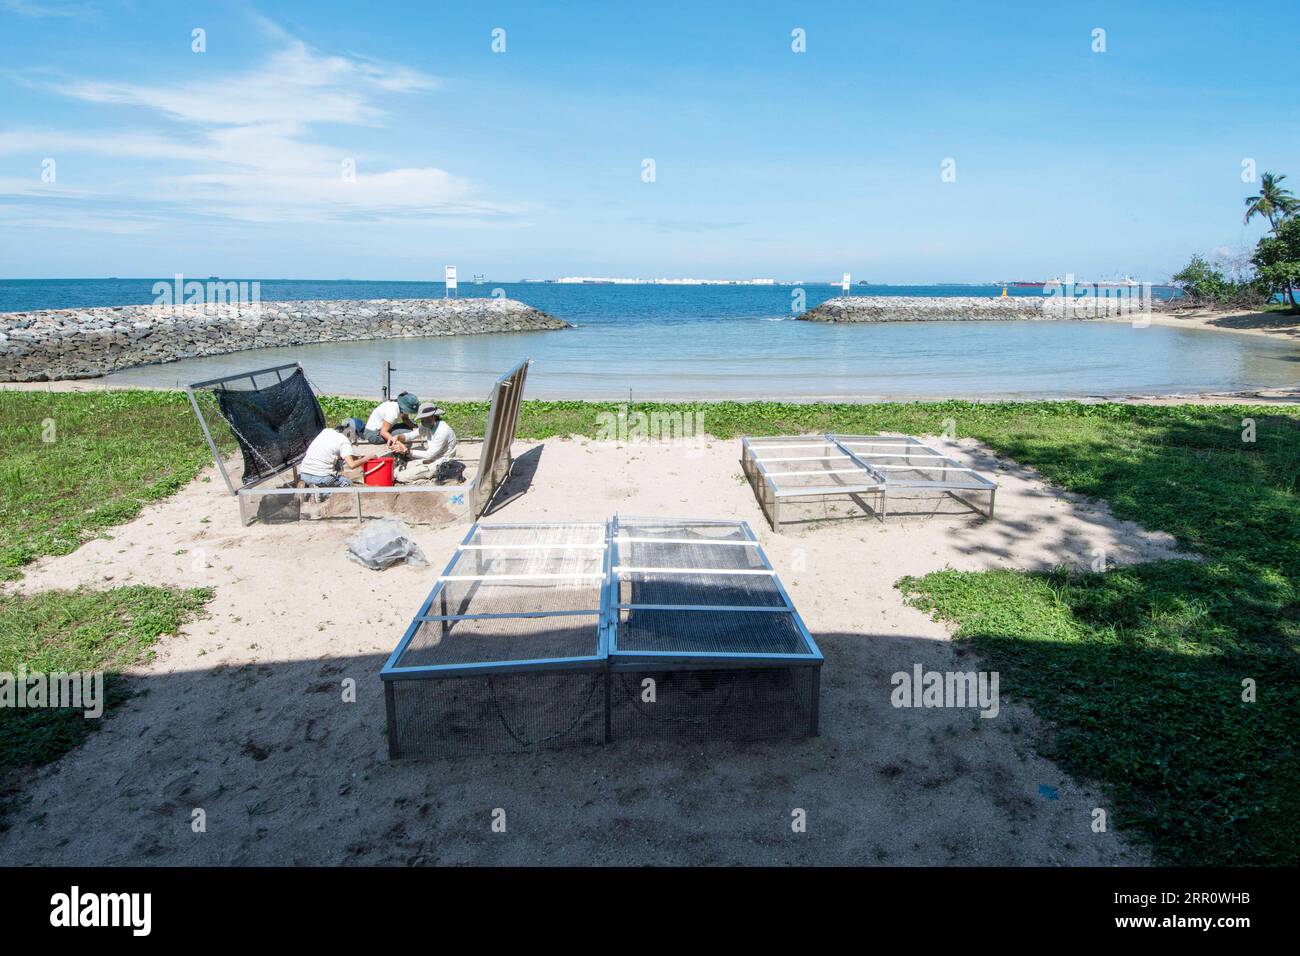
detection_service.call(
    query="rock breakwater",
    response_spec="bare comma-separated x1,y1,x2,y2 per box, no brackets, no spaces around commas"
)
0,297,569,382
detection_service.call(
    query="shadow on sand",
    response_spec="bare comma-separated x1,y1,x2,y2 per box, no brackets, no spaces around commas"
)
0,624,1150,867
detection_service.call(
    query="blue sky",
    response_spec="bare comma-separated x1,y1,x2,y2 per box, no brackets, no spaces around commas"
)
0,0,1295,281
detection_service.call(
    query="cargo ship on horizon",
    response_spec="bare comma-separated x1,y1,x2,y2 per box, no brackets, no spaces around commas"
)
1005,276,1147,288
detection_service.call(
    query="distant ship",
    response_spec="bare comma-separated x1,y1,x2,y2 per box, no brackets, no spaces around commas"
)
1008,276,1142,288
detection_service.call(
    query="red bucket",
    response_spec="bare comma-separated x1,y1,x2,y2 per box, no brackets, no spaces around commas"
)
363,457,395,487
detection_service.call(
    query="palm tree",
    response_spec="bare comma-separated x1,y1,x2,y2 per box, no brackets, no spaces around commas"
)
1243,172,1299,234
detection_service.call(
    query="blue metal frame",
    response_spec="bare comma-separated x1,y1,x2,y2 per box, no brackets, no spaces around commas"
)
381,521,609,681
381,514,824,753
383,515,824,677
606,514,823,668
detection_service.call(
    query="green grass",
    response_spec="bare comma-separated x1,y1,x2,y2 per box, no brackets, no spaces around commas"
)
0,390,221,579
899,403,1300,865
2,389,1298,862
0,585,211,784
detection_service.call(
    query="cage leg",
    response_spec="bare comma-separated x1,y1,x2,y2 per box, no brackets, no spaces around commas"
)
238,491,257,526
603,668,612,744
810,668,821,736
384,682,399,758
355,490,362,523
988,488,997,519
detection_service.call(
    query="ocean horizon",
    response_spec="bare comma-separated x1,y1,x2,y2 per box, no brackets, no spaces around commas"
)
0,277,1179,314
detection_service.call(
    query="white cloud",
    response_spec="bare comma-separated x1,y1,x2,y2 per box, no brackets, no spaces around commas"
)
51,40,438,127
1,0,96,18
0,22,510,226
0,131,208,162
0,176,93,198
0,202,163,235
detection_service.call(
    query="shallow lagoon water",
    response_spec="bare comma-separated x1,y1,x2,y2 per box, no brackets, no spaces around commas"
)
97,316,1300,400
7,280,1298,400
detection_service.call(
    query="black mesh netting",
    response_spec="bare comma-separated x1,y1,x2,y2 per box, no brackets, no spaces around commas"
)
388,670,606,757
214,369,325,484
609,666,819,741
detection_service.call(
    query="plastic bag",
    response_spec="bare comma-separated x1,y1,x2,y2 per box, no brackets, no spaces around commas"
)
345,518,428,571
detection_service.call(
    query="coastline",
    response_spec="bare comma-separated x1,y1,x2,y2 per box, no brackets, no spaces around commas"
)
3,377,1296,406
1096,306,1300,342
3,297,1296,402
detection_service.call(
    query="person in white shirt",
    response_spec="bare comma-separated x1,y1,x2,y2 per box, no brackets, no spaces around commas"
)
362,392,420,450
394,403,460,484
298,422,371,487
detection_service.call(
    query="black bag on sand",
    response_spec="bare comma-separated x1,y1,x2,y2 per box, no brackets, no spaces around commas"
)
435,459,466,484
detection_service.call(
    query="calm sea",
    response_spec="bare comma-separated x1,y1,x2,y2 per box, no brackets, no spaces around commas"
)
3,279,1297,400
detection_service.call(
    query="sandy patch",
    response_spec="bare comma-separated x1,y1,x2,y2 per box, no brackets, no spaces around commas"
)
0,435,1182,865
1107,307,1300,342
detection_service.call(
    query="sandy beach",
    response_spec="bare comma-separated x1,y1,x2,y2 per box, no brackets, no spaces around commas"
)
1111,306,1300,340
0,432,1188,866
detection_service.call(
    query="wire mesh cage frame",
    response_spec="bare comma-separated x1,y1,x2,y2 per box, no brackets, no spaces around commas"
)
185,359,532,525
380,515,824,758
605,514,822,743
741,433,998,529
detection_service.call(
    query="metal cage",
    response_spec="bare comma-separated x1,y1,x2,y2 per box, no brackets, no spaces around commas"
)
186,359,532,525
741,433,998,529
380,515,823,757
606,515,822,742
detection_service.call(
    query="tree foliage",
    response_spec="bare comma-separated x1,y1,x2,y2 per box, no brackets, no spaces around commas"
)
1174,172,1298,311
1251,215,1300,308
1170,255,1269,308
1243,171,1299,232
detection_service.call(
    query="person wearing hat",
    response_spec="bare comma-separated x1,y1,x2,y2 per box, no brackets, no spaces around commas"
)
362,391,420,451
394,402,460,484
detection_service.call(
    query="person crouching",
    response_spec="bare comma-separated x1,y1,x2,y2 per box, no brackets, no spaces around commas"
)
394,403,460,484
299,421,371,488
362,391,421,451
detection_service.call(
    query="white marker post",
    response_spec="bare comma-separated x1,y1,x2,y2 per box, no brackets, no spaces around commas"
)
445,265,458,300
841,272,851,294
